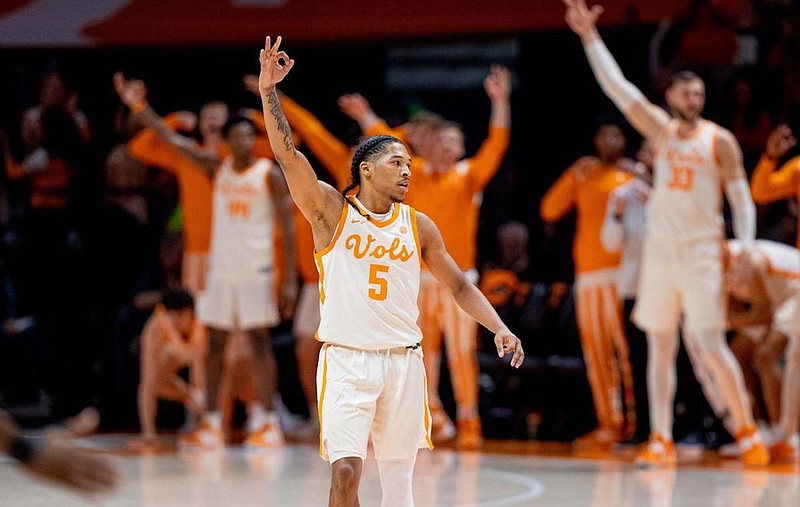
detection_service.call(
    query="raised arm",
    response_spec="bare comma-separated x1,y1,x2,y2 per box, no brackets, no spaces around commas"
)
717,129,756,247
257,36,343,247
416,211,524,368
113,73,219,176
465,65,512,190
563,0,670,140
750,125,799,204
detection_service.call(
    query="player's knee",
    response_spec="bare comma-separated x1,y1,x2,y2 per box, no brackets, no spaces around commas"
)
331,457,361,490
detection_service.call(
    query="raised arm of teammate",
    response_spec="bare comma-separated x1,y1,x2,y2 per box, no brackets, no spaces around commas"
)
717,129,756,247
467,64,512,190
750,125,800,204
563,0,670,141
416,212,524,368
257,36,344,251
114,72,220,176
338,93,386,135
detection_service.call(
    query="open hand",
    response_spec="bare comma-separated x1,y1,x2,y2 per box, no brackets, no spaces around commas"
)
484,65,511,102
765,125,796,159
563,0,604,40
337,93,373,121
25,408,121,495
113,72,147,109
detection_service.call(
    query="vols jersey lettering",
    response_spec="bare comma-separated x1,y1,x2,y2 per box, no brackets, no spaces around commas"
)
649,120,724,240
315,200,422,350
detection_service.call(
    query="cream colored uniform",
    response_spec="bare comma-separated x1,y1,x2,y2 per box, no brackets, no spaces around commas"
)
197,158,279,330
634,119,727,333
315,198,433,462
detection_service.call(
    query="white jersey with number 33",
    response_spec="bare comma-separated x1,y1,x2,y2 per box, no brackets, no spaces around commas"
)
648,119,724,240
315,198,422,350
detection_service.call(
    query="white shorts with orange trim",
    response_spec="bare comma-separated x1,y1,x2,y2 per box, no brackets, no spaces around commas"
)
316,343,432,463
292,282,321,339
633,235,725,333
772,296,800,341
197,274,279,331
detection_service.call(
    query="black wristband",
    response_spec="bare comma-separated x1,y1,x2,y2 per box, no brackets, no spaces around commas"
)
8,435,39,464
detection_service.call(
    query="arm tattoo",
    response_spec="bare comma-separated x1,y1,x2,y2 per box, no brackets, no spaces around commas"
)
268,90,297,156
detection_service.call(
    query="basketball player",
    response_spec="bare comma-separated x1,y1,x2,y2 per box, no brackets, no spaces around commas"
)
541,119,636,447
257,36,523,507
136,288,205,447
725,239,800,462
563,0,767,466
0,408,119,494
339,67,511,449
114,73,298,448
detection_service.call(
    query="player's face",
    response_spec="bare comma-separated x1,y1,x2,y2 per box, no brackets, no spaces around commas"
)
666,79,705,122
199,103,229,139
365,142,412,203
436,127,466,165
594,124,626,159
40,74,67,107
226,122,256,159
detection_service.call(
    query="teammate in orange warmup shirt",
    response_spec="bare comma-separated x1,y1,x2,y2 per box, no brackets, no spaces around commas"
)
541,120,636,448
338,65,511,449
564,0,766,467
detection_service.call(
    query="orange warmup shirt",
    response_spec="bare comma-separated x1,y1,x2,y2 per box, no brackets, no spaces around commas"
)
128,114,213,254
750,155,800,248
540,161,632,274
367,121,510,270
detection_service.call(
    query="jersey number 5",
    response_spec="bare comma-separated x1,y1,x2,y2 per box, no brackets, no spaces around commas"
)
369,264,389,301
667,166,694,191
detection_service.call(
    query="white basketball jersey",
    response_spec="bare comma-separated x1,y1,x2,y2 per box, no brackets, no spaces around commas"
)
649,119,724,240
754,240,800,308
208,157,275,280
315,198,422,350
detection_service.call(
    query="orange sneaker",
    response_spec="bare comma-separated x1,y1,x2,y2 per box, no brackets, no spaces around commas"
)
736,427,770,467
179,418,224,449
430,407,456,442
572,427,620,451
245,422,285,448
635,433,677,467
456,416,484,450
768,439,797,464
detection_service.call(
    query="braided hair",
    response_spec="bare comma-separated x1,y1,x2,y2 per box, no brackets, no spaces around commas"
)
342,135,403,210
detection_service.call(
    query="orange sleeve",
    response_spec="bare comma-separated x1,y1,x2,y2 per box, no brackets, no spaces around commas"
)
540,169,577,223
750,155,800,204
280,95,351,189
127,113,187,172
365,120,410,146
465,126,510,191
